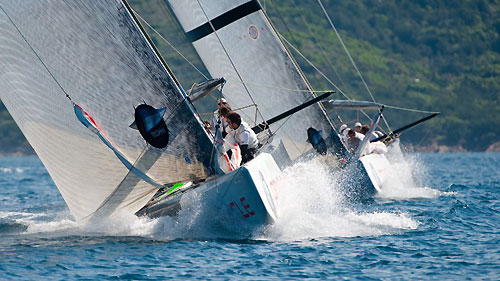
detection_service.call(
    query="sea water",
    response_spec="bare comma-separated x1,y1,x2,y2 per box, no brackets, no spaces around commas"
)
0,152,499,280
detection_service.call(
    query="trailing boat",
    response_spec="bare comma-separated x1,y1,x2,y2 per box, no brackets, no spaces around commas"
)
322,100,438,195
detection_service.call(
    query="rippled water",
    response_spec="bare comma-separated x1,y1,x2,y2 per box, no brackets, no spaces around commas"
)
1,152,499,280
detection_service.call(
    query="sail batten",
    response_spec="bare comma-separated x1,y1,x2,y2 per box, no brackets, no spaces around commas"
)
0,1,213,220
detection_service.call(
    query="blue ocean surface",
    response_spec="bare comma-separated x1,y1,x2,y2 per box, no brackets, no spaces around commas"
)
0,152,499,280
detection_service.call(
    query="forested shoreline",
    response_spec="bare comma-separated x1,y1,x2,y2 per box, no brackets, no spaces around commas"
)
1,0,498,154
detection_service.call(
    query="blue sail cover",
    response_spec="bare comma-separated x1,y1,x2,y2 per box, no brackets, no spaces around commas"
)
134,104,169,149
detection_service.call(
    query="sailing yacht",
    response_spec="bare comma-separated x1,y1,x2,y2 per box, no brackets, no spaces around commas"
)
0,0,295,228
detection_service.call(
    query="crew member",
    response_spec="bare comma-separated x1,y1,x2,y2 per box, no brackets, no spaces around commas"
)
346,129,364,154
354,122,362,133
224,111,259,164
211,98,231,137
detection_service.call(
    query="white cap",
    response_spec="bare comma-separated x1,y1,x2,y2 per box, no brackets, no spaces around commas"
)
355,122,362,127
339,124,347,132
217,98,227,105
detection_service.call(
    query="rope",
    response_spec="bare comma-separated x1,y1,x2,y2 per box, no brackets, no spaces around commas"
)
267,0,323,88
279,34,390,133
132,5,257,125
279,35,350,100
276,13,396,133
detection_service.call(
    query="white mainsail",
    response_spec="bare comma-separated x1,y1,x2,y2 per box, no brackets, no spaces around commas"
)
167,0,336,160
0,1,214,220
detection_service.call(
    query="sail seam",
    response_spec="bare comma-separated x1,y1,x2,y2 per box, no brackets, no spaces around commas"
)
186,0,261,42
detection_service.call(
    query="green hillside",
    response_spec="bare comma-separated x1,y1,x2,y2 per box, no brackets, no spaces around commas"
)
266,0,500,151
0,0,498,153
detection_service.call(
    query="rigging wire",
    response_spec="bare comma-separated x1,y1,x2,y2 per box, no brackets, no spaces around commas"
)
134,1,434,143
267,0,323,89
131,5,227,175
316,0,394,132
278,34,437,116
260,0,340,133
193,1,311,157
132,9,209,80
194,0,267,127
383,104,439,114
6,4,211,190
0,6,74,105
127,2,218,178
288,0,353,95
316,0,377,105
274,4,435,135
2,5,192,219
155,0,207,85
133,5,336,157
133,2,435,133
279,35,350,100
132,8,334,97
267,0,391,132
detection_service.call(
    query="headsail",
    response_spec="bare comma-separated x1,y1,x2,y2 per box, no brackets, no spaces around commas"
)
0,1,214,220
167,0,336,160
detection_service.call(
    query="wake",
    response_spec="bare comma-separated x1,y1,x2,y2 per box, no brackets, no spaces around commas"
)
1,149,439,242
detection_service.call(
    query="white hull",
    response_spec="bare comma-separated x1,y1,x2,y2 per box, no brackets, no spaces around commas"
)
136,153,280,229
359,139,414,194
359,153,392,193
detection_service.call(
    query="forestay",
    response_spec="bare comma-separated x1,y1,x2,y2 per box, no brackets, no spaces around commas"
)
0,1,214,220
167,0,336,160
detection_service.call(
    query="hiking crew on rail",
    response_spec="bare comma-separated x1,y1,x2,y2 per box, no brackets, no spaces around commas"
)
223,111,259,164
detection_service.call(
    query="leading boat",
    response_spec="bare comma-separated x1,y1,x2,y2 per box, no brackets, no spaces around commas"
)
0,0,337,230
0,0,280,229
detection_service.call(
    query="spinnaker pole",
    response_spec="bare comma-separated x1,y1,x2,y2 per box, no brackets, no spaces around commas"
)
371,112,440,142
252,91,334,134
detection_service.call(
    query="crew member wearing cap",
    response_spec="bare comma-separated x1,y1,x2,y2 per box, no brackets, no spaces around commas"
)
354,122,362,133
339,124,348,135
211,98,231,138
338,123,350,145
